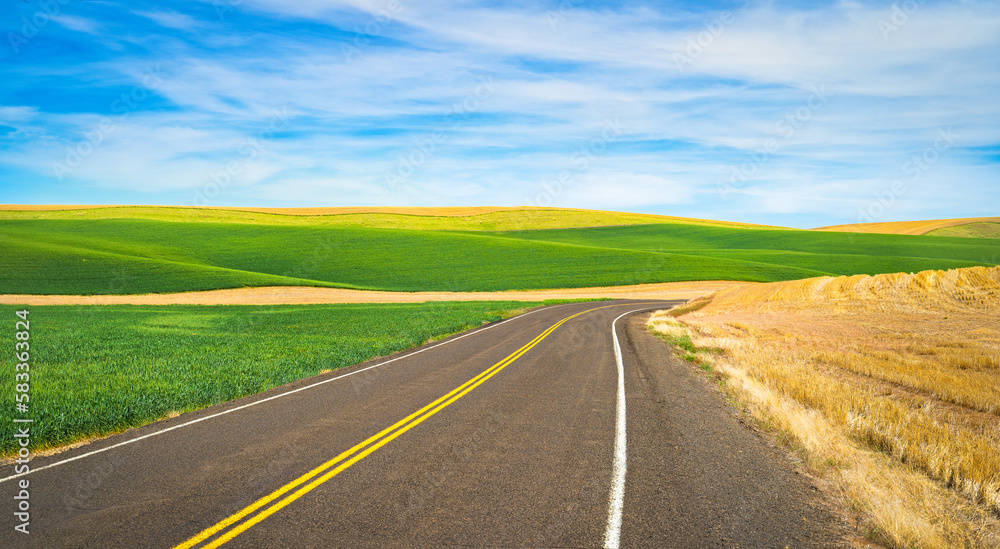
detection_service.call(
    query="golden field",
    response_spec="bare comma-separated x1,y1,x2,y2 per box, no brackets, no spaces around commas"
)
0,205,778,231
652,266,1000,548
813,217,1000,235
0,280,747,305
0,204,538,215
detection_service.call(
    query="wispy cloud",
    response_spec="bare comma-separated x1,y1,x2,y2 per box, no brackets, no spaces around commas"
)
133,11,203,32
1,0,998,226
52,14,102,36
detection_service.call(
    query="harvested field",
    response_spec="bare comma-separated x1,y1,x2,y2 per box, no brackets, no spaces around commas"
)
652,266,1000,548
0,280,744,306
814,217,1000,235
927,222,1000,239
0,205,774,231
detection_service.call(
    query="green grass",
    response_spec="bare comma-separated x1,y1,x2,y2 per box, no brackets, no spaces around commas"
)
648,326,712,367
496,224,999,277
926,222,1000,239
0,219,830,294
0,301,562,454
2,219,996,295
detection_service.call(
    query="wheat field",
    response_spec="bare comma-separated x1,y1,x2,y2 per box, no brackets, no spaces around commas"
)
0,204,776,231
652,266,1000,548
813,217,1000,235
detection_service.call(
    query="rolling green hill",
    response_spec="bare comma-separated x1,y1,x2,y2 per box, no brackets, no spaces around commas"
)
496,224,999,276
1,217,996,295
0,219,823,294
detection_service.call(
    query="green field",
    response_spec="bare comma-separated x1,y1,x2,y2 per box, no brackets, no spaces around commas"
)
1,218,996,295
0,302,557,454
0,219,828,294
497,224,1000,277
2,208,997,454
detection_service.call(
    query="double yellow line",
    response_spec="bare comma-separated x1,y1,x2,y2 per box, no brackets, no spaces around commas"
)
174,305,608,549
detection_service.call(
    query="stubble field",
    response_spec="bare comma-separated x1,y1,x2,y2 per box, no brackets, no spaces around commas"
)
653,265,1000,548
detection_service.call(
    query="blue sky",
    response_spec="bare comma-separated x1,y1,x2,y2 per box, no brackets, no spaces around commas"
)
1,0,998,228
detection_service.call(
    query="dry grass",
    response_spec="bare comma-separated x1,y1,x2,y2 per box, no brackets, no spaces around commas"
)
813,217,1000,235
0,280,746,305
926,223,1000,239
650,265,1000,548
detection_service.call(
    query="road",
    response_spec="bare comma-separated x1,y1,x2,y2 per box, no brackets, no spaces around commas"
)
2,300,842,548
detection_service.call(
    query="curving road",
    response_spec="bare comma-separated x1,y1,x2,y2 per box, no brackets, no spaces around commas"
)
2,300,842,548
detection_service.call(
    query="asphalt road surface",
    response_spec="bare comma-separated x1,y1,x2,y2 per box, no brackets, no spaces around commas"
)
2,300,844,548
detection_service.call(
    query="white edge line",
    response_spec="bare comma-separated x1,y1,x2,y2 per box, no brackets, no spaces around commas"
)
0,302,580,484
603,305,663,549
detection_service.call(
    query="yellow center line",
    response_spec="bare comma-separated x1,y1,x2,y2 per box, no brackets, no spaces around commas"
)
172,324,551,549
174,303,634,549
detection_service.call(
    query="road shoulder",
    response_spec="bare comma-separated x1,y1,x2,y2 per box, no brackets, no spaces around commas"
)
620,314,854,548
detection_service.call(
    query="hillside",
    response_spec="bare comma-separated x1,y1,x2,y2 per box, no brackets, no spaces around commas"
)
0,219,823,294
813,216,1000,236
926,222,1000,239
498,223,998,276
0,205,779,232
1,216,996,295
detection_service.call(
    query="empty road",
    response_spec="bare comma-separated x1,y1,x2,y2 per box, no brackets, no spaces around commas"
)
2,300,842,547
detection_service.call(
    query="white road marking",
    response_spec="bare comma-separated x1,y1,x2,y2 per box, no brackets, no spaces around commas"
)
0,303,574,484
604,305,661,549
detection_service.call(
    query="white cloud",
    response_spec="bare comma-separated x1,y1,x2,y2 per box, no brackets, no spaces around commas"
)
133,11,203,32
52,15,101,36
5,0,1000,225
0,106,40,124
561,172,693,209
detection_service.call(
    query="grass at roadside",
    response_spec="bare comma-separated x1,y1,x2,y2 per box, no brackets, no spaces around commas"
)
649,266,1000,548
646,320,707,366
0,301,561,455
